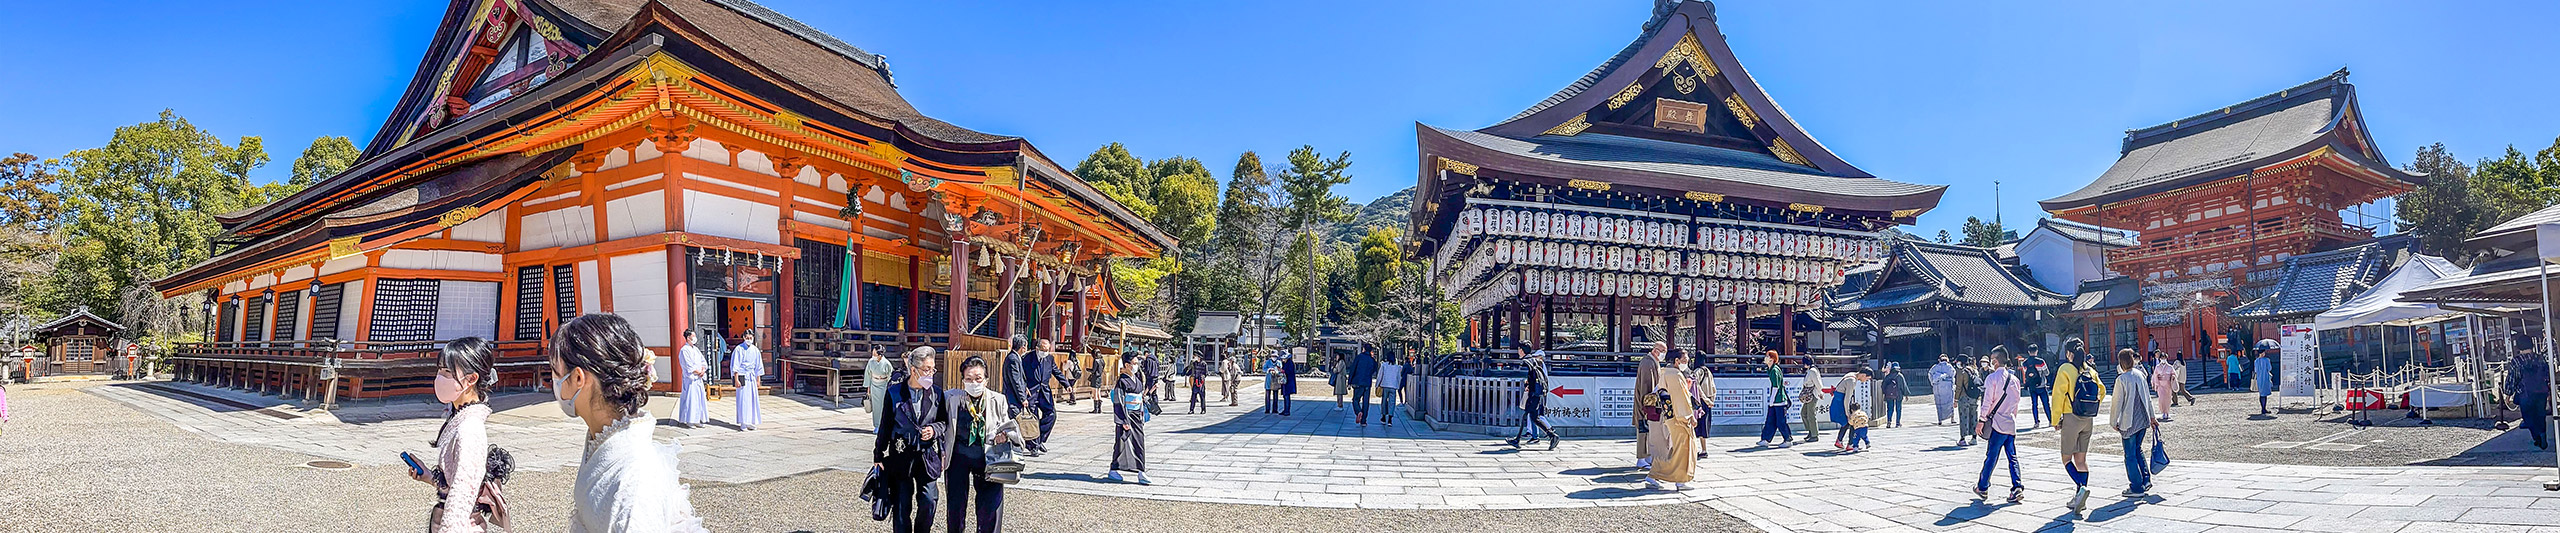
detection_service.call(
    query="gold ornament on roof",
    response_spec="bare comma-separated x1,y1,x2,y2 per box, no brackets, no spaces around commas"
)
983,165,1018,187
1655,33,1718,76
1544,114,1592,136
1684,191,1724,203
1672,73,1697,94
1723,93,1760,129
1566,179,1612,191
1607,82,1644,110
1769,138,1810,166
1787,203,1825,213
436,206,483,228
1437,157,1479,176
327,237,362,260
1891,208,1924,218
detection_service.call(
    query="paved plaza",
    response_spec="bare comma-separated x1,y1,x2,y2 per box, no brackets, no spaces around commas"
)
13,378,2560,532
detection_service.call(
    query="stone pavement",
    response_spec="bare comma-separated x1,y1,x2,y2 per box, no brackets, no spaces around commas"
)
98,380,2560,532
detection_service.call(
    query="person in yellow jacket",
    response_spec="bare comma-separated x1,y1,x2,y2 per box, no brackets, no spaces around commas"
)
2049,339,2108,513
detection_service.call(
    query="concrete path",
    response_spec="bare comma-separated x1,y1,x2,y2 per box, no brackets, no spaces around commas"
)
96,380,2560,532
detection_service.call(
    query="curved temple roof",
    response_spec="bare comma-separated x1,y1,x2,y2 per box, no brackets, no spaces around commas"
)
2041,69,2425,211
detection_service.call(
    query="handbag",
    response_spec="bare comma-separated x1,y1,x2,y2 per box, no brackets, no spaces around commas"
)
2149,430,2171,473
1014,407,1043,441
859,465,891,521
985,442,1024,485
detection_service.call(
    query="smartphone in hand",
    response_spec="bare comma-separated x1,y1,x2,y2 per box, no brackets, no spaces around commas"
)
399,451,427,477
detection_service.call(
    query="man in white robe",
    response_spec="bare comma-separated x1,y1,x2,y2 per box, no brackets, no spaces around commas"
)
674,329,710,427
730,330,765,431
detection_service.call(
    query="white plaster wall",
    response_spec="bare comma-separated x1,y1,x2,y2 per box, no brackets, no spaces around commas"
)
518,206,596,251
434,280,501,341
605,190,668,240
577,260,600,315
681,190,781,244
683,138,727,165
337,280,365,341
379,250,503,273
450,207,507,243
736,148,777,177
608,251,673,350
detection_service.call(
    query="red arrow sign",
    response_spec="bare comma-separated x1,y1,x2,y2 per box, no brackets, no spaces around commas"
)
1549,386,1585,397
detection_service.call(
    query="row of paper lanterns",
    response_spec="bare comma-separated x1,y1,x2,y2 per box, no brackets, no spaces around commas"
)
1461,238,1845,286
1454,207,1883,262
1459,269,1824,316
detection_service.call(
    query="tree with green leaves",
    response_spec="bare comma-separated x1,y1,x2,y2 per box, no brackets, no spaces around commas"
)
1275,146,1353,343
1075,143,1154,221
49,110,283,346
1348,226,1402,318
288,136,359,187
1936,229,1952,244
1958,216,2012,248
2395,143,2491,261
0,154,65,337
1146,156,1219,250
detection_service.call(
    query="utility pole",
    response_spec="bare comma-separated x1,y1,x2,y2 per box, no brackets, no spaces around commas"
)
1994,180,2003,229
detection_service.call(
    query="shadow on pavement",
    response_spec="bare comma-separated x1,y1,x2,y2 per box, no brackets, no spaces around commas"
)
1024,472,1119,485
1559,466,1639,476
1933,501,2007,527
1565,486,1658,499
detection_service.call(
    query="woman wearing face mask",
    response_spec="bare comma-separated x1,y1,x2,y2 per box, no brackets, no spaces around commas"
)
1109,353,1152,485
414,337,515,532
551,314,706,533
873,347,947,533
938,356,1021,533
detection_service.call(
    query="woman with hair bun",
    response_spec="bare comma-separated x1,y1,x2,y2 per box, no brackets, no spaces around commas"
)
412,336,515,532
551,313,706,533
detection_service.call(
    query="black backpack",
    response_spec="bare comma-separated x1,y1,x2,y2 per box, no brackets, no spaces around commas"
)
2069,363,2102,416
1964,369,1985,400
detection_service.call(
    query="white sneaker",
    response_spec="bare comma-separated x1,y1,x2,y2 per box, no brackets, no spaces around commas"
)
1637,457,1654,468
1674,482,1691,491
2070,486,2090,512
1755,439,1771,448
1135,473,1154,485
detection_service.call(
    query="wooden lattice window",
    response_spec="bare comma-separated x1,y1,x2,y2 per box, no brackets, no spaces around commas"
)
217,300,238,343
272,290,302,341
309,283,345,341
369,279,442,343
242,295,269,343
794,239,845,329
553,264,578,324
515,266,547,340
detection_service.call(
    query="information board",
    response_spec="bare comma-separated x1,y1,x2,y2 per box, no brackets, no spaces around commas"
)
2279,324,2317,398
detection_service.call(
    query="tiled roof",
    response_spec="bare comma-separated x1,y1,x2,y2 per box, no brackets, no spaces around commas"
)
1831,240,2070,315
2041,70,2420,210
552,0,1006,144
2230,235,2416,319
2036,218,2137,247
1188,312,1243,337
2068,276,2140,313
1494,1,1690,125
1425,126,1943,202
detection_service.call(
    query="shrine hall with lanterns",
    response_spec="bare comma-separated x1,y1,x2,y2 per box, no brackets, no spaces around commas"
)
147,0,1172,404
1409,0,1942,423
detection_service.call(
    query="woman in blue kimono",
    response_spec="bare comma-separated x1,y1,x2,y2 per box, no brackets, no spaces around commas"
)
1109,353,1152,484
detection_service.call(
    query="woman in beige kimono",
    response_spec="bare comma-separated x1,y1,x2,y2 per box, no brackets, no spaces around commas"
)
1647,349,1699,491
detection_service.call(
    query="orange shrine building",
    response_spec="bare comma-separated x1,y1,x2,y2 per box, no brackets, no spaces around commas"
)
150,0,1171,401
2041,70,2422,357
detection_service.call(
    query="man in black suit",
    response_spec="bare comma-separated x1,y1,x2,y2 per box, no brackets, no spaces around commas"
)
1020,338,1060,455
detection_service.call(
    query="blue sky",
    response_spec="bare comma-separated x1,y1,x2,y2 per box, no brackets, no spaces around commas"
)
4,1,2557,239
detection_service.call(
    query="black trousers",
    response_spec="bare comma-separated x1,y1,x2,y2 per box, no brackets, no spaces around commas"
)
1029,389,1057,448
883,459,938,533
944,452,1004,533
2524,394,2553,449
1190,384,1207,413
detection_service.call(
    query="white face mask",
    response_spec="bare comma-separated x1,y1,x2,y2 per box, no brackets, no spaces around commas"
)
964,381,987,396
433,374,464,405
554,372,580,418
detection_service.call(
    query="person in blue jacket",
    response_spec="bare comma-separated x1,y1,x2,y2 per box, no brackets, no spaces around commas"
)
2253,339,2279,415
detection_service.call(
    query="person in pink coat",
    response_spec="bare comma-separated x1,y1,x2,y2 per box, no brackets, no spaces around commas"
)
2149,351,2178,422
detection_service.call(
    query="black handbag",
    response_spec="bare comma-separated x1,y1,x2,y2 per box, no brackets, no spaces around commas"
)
985,442,1024,484
859,465,891,521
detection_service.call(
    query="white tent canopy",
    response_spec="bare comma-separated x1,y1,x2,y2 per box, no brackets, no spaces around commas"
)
2316,255,2462,330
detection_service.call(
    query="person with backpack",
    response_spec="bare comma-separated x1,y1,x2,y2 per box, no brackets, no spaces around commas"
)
2049,338,2109,514
1797,363,1825,444
1880,362,1910,428
1508,348,1560,450
1955,350,1987,447
2112,348,2162,498
414,337,513,532
2021,344,2050,429
1975,348,2025,504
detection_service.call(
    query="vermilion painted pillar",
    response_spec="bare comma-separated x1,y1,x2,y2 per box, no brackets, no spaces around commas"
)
1735,304,1752,354
995,257,1017,341
948,239,971,350
1780,304,1796,356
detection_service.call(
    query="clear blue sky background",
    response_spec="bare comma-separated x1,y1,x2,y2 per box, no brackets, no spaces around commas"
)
4,1,2556,239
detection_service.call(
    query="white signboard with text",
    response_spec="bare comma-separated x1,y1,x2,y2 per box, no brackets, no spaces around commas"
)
2280,324,2317,398
1538,374,1816,427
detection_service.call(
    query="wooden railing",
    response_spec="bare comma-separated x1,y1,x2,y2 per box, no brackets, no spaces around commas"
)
2107,217,2374,265
168,338,550,406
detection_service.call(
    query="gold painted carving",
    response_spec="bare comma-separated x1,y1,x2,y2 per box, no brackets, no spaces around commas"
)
983,165,1018,187
1566,179,1612,191
1891,208,1924,218
1723,93,1761,129
626,54,701,86
1769,138,1810,166
1543,114,1592,136
437,206,483,228
1684,191,1724,203
1672,73,1697,94
1655,33,1717,76
871,142,906,165
1607,82,1644,110
327,237,362,260
772,111,805,131
1788,203,1825,213
1437,157,1479,176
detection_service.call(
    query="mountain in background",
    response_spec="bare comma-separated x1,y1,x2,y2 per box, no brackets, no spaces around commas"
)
1331,186,1413,245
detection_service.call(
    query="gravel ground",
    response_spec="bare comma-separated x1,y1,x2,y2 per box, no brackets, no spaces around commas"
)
1,381,1759,533
691,469,1757,533
2004,388,2552,468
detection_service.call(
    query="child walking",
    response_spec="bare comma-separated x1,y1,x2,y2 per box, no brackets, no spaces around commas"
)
1843,402,1872,453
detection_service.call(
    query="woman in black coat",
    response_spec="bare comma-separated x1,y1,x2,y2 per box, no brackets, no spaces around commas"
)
872,348,948,533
